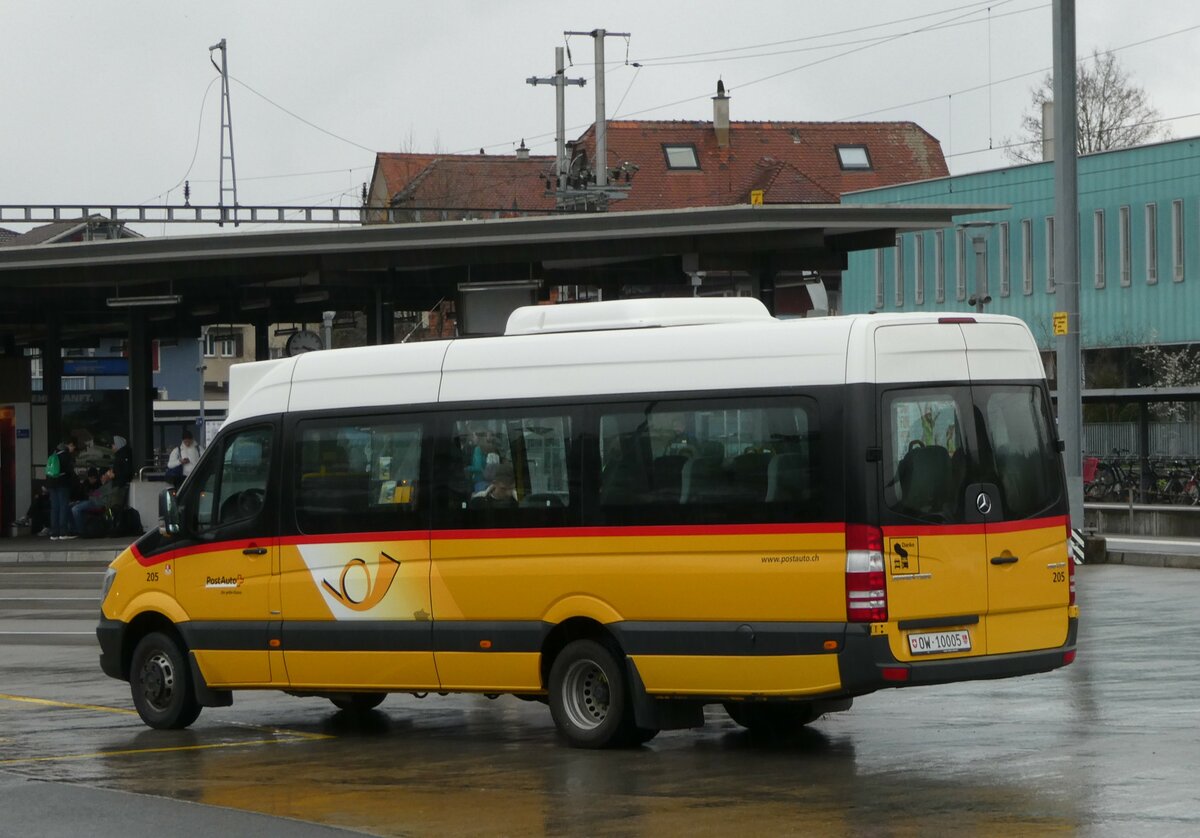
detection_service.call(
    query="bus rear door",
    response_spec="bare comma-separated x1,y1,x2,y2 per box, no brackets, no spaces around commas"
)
963,324,1071,655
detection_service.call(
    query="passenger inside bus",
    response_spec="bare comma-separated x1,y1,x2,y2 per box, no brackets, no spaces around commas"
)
470,462,518,507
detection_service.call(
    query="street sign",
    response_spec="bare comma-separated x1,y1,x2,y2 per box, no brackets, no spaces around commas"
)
749,190,764,206
1053,311,1069,336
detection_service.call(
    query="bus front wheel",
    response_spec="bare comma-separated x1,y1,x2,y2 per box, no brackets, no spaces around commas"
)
549,639,638,748
130,631,202,729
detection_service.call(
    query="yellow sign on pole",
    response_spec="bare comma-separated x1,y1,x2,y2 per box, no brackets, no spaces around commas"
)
1053,311,1069,336
750,189,764,206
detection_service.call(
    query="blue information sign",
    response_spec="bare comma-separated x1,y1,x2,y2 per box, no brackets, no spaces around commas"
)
62,357,129,376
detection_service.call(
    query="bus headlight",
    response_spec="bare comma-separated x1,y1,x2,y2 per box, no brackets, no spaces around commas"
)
100,567,116,603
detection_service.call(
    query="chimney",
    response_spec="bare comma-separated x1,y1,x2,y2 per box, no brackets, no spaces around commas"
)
1041,100,1055,162
712,79,730,148
515,138,530,161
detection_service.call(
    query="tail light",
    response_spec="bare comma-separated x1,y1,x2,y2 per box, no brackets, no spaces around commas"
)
846,524,887,622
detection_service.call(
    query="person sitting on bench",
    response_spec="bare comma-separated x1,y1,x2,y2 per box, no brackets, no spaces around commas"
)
71,467,124,536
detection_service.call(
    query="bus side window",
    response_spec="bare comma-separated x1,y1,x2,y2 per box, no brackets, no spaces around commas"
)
447,414,574,527
596,397,823,525
294,419,424,535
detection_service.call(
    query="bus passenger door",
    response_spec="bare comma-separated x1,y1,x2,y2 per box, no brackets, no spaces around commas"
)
174,425,278,686
279,416,438,692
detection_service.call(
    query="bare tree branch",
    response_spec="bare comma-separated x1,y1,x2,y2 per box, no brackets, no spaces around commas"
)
1003,49,1170,163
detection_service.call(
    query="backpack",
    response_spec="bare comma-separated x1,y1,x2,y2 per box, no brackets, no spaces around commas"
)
46,451,62,478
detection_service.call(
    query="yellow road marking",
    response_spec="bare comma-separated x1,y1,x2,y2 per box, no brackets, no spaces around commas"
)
0,693,138,715
0,737,325,766
0,692,334,764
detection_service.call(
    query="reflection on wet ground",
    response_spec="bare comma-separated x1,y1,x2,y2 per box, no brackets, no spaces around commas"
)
2,565,1197,836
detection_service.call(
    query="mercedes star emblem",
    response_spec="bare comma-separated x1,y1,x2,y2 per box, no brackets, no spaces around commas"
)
976,492,993,515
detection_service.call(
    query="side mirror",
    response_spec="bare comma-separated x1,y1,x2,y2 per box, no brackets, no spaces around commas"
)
159,488,181,536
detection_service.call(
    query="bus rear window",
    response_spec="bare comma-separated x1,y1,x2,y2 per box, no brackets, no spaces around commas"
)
975,386,1062,519
883,389,971,523
883,385,1062,523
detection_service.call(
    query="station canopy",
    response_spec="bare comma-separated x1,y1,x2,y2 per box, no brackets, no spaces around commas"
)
0,203,993,346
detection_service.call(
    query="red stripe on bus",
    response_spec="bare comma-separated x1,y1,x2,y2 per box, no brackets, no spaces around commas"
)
434,523,844,541
130,522,845,566
883,515,1068,538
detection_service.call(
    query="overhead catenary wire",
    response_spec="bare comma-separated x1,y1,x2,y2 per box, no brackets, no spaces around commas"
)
629,2,1040,69
139,10,1200,210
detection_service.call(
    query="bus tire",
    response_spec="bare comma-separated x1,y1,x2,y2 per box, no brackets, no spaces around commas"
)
723,701,819,733
330,692,387,712
130,631,202,730
548,639,635,748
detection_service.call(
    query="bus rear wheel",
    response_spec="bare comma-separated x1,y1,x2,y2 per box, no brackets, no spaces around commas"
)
130,631,202,729
724,701,819,733
330,692,387,712
549,639,642,748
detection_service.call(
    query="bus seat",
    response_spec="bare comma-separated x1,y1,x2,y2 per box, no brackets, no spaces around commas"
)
651,454,688,502
898,444,951,514
765,453,809,503
680,457,725,504
600,456,650,506
733,452,772,500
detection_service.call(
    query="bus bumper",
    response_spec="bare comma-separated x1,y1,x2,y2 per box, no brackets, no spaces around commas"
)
97,617,125,680
838,617,1078,693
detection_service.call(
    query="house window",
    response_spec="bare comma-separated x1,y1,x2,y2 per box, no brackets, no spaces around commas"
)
662,144,700,169
1119,205,1131,286
1094,210,1106,289
955,228,967,301
894,236,905,307
934,230,946,303
204,331,239,358
1022,219,1033,295
875,250,885,310
914,234,925,306
999,222,1011,297
1145,202,1158,284
1045,216,1056,293
1172,199,1184,282
836,145,872,170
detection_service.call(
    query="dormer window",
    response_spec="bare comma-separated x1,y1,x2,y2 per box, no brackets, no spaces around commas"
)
836,145,872,170
663,144,700,170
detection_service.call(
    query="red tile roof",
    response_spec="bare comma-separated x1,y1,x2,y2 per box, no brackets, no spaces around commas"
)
372,153,557,216
571,120,948,211
369,120,947,216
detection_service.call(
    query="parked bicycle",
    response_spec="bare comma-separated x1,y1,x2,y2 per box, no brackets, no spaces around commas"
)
1084,449,1136,501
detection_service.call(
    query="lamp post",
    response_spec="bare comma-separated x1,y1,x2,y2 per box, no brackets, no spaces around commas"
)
960,222,995,313
196,333,208,448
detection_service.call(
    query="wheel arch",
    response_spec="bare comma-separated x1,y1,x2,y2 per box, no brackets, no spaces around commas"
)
121,612,184,681
539,616,622,689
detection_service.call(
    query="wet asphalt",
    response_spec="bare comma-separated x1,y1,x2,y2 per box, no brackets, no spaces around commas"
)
0,563,1196,837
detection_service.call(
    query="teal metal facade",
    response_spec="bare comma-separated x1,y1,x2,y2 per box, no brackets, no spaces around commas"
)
841,136,1200,350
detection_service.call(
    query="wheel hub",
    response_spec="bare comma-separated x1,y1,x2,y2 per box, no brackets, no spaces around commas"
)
141,651,175,710
562,659,610,730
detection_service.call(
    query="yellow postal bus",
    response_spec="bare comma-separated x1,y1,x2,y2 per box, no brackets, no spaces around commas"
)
98,299,1077,747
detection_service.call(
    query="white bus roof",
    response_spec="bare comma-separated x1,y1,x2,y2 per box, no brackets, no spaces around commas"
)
226,303,1043,425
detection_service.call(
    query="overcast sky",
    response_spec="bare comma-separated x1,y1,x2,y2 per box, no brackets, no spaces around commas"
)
3,0,1199,236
